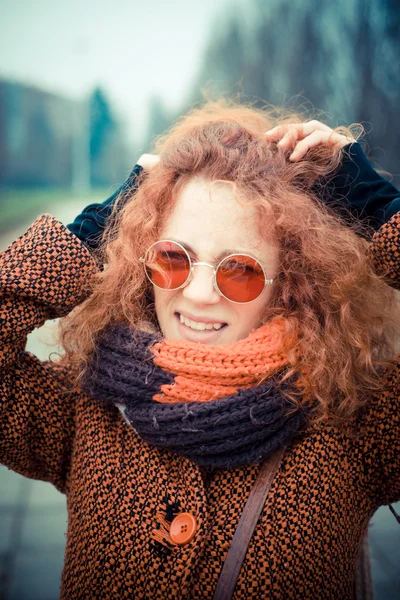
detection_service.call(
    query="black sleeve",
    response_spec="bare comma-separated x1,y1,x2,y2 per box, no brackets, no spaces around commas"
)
67,164,144,250
312,143,400,232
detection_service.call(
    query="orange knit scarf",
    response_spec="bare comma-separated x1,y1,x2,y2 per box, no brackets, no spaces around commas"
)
150,317,291,404
83,315,306,469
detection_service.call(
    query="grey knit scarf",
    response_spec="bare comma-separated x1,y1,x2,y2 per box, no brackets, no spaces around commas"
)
81,324,307,469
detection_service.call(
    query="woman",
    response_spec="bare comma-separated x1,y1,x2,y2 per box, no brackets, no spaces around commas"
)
1,100,399,599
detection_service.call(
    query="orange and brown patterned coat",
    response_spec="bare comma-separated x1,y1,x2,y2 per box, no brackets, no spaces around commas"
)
0,212,399,599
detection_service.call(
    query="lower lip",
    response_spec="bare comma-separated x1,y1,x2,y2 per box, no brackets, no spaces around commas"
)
175,313,227,343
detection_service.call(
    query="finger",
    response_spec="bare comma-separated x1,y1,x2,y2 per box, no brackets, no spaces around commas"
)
289,131,331,161
264,124,292,142
265,120,330,142
299,120,333,136
289,130,351,161
295,121,355,146
277,127,301,150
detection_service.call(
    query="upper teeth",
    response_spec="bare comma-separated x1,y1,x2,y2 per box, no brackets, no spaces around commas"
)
179,313,224,331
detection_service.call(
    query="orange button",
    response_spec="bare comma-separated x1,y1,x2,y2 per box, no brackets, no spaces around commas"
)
169,512,197,545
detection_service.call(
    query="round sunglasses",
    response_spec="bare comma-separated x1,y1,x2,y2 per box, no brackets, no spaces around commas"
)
139,240,274,304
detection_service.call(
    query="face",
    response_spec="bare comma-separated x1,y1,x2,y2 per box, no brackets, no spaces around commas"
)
153,178,279,345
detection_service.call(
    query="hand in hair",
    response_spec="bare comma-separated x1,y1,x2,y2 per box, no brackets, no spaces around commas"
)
265,120,399,230
264,120,356,162
137,153,160,170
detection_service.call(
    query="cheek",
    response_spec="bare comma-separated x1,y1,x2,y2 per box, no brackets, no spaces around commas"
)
237,298,268,328
154,288,178,321
154,288,166,319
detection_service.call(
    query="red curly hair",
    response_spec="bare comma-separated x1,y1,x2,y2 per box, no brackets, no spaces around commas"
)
59,98,400,429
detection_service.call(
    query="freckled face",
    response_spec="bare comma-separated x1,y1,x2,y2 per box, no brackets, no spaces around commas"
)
153,178,279,345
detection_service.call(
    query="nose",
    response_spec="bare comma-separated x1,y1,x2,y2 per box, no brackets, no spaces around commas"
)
182,264,221,305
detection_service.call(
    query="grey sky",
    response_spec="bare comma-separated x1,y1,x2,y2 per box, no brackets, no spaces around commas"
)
0,0,241,145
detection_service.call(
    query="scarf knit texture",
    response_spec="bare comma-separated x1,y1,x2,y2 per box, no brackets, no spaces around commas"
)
82,318,307,469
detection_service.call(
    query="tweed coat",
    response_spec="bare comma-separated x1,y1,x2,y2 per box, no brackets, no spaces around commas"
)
0,212,399,600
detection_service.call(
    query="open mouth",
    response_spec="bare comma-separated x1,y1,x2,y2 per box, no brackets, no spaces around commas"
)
175,312,228,333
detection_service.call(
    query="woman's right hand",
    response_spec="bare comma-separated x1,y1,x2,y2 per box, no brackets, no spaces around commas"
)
137,154,160,170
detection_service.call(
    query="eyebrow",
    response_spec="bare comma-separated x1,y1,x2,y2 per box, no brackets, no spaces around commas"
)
167,238,263,264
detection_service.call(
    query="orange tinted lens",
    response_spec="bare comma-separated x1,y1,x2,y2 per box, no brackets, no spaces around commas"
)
145,241,190,289
216,255,265,302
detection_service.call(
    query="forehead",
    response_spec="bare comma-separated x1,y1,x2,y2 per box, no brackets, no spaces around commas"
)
161,178,273,260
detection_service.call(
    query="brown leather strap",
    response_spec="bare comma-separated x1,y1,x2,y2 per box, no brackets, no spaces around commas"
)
213,445,288,600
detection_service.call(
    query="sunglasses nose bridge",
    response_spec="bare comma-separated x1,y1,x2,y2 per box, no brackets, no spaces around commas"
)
189,261,217,281
191,261,215,273
186,261,220,294
191,261,218,282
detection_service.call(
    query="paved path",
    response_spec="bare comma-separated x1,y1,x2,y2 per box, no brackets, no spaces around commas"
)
0,201,399,598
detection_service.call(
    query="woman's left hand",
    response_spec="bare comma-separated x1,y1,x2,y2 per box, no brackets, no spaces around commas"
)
264,120,356,162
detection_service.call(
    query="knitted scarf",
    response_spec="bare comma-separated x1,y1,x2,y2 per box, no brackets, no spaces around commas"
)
82,317,308,469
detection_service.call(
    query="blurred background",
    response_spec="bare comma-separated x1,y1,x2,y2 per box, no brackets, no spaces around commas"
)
0,0,399,598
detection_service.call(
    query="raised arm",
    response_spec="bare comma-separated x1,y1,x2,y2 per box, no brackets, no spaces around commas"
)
0,215,98,493
0,155,154,492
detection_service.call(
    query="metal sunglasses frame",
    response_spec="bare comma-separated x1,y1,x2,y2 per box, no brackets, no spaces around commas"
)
139,239,274,304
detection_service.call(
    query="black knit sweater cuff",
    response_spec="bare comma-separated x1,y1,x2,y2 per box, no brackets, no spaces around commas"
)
312,143,399,231
67,164,144,250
